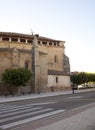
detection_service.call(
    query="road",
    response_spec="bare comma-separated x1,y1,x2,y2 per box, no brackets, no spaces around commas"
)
0,90,95,130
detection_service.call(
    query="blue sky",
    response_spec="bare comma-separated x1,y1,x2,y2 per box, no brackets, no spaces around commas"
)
0,0,95,72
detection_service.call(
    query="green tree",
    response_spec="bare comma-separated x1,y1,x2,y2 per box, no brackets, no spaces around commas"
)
71,72,95,86
2,68,32,95
71,74,79,85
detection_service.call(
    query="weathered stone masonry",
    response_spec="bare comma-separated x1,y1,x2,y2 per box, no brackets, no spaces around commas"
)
0,32,70,93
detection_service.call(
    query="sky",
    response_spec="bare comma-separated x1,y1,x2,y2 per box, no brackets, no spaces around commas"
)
0,0,95,72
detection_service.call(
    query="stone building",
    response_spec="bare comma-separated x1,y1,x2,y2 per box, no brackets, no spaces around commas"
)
0,32,70,93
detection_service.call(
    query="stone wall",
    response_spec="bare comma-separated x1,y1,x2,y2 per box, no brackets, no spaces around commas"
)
0,50,12,73
38,45,65,71
0,32,70,94
47,75,71,92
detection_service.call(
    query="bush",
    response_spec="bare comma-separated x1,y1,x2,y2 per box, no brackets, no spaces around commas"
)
2,68,32,95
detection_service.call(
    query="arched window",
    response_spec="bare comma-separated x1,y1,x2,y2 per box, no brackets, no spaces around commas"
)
54,55,58,63
25,60,30,70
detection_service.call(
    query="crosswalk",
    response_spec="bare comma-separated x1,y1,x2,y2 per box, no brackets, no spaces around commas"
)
0,102,65,129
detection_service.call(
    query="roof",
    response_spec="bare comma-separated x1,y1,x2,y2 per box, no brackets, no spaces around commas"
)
0,32,65,42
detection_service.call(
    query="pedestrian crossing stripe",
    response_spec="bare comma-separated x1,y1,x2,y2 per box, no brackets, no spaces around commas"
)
0,102,56,113
0,108,53,123
0,106,42,119
0,109,65,129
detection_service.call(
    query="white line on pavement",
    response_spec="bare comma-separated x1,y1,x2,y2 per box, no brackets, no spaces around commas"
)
0,108,53,123
0,107,42,118
0,109,65,129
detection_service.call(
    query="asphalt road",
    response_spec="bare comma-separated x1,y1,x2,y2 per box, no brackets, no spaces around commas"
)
0,90,95,130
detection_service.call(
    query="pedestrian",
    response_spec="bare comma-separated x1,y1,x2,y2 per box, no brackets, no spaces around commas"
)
71,84,75,94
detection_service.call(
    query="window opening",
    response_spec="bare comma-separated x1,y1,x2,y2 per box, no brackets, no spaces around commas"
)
56,77,58,83
49,42,52,46
28,39,33,43
20,39,26,43
2,37,9,41
54,55,58,63
38,41,40,44
54,42,56,46
25,61,29,70
42,42,47,45
11,38,18,42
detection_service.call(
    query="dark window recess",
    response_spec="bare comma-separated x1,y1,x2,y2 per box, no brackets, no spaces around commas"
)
42,42,47,45
54,42,56,46
28,40,33,43
38,41,40,44
2,37,9,41
11,38,18,42
56,77,58,83
49,42,52,46
20,39,26,43
25,61,29,70
57,42,59,46
54,55,58,63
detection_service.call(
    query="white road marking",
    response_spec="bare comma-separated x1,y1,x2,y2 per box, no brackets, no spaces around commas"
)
67,96,83,99
0,102,56,113
31,102,56,105
0,107,42,118
0,108,53,123
0,109,65,129
0,102,56,114
0,105,33,114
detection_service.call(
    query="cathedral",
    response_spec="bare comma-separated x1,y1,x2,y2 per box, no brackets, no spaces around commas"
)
0,32,71,94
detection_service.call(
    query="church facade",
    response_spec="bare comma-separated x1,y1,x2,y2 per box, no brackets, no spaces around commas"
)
0,32,71,93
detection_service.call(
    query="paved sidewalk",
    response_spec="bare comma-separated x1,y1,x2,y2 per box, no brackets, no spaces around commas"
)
0,88,95,103
35,105,95,130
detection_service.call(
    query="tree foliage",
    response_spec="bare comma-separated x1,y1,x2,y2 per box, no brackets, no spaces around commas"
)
2,68,32,87
71,72,95,85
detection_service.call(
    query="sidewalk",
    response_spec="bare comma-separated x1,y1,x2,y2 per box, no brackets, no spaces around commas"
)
0,88,95,103
35,105,95,130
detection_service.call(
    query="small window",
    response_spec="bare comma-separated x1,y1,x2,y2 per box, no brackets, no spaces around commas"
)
38,41,40,44
2,37,9,41
56,77,58,83
49,42,52,46
28,39,33,43
20,39,26,43
54,55,58,63
42,42,47,45
25,61,29,69
11,38,18,42
54,42,56,46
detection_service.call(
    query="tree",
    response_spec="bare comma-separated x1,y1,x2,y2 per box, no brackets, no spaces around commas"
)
71,74,79,85
2,68,32,95
71,72,95,86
